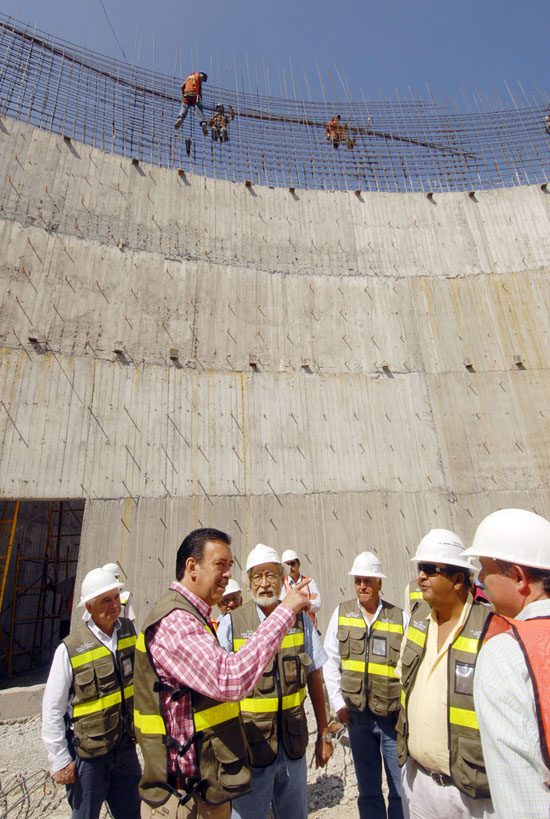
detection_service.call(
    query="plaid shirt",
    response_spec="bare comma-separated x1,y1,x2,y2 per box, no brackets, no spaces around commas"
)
146,582,295,777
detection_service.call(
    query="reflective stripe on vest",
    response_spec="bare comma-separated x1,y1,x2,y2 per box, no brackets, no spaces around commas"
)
73,683,134,717
240,688,306,714
449,706,479,730
70,645,110,668
234,631,304,652
194,701,240,731
134,708,166,735
406,625,427,648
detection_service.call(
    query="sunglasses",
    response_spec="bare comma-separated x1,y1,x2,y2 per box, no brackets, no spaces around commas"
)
417,562,454,577
286,559,299,567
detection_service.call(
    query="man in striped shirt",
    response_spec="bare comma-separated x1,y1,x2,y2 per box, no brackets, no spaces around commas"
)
136,528,312,819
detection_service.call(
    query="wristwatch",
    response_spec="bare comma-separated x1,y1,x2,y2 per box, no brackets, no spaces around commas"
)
317,734,333,745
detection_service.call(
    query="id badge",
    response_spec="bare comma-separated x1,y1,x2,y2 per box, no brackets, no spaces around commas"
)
122,656,133,678
282,656,299,684
454,661,474,696
372,636,387,657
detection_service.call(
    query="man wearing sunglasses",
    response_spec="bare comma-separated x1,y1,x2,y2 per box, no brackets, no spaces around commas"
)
281,548,322,628
397,529,494,818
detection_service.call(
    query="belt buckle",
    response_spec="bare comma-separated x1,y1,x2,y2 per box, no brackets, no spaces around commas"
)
430,771,448,786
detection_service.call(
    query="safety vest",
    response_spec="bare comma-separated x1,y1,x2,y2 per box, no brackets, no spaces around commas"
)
407,580,424,614
337,598,404,716
397,598,492,799
63,618,136,759
133,589,250,807
183,73,202,98
230,600,309,767
482,612,550,770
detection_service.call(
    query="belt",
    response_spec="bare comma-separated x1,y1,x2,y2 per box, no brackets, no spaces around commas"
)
416,762,453,787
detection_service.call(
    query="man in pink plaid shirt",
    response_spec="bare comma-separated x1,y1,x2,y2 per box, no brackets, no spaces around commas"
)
135,527,312,819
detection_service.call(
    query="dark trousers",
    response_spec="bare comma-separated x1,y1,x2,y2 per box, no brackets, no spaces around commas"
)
66,735,141,819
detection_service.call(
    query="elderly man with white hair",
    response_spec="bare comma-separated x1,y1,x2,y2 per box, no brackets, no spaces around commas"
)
42,566,141,819
217,543,332,819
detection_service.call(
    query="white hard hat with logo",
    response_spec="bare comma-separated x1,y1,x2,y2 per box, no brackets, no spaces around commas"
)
463,508,550,570
102,562,120,578
245,543,282,572
411,529,472,571
78,567,122,607
222,578,242,596
348,551,386,578
282,549,300,563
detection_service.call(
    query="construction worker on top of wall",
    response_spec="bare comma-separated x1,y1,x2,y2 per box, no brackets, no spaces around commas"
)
280,548,322,628
397,529,494,819
213,577,243,631
463,509,550,819
42,567,141,819
325,114,355,149
133,528,313,819
208,103,235,142
102,562,136,622
174,71,208,135
323,551,408,819
217,543,333,819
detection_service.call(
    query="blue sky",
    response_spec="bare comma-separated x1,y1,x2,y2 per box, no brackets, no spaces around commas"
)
1,0,548,104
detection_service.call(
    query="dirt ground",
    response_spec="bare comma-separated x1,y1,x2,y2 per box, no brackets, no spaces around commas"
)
0,705,361,818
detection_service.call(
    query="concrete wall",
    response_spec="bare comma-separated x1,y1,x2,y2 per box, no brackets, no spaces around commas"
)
1,117,549,629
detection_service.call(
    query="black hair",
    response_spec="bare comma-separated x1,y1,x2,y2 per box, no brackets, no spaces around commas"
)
526,567,550,594
176,528,231,580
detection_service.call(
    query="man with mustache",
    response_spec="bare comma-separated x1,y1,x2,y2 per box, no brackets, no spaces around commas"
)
217,543,332,819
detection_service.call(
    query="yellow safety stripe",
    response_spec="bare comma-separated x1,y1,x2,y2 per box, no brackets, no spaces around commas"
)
234,631,304,652
367,662,399,678
400,689,406,707
410,591,423,599
193,701,240,731
70,645,110,669
449,706,479,730
372,621,403,635
73,684,134,718
134,709,166,735
118,635,137,651
407,626,427,648
338,616,365,628
136,632,146,652
341,659,365,673
240,687,306,714
452,635,478,654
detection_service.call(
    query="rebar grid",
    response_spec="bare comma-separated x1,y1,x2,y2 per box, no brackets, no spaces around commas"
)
0,15,548,193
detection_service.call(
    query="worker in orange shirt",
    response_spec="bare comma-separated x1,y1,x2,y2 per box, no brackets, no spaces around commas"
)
325,114,355,149
175,71,208,135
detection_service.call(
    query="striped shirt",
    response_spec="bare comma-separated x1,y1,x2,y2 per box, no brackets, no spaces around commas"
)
146,582,296,777
474,599,550,818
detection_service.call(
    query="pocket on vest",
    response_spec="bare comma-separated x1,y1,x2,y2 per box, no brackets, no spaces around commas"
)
74,667,97,699
78,710,122,755
341,671,363,709
243,716,277,767
96,659,117,693
454,735,488,795
210,732,251,790
282,712,308,759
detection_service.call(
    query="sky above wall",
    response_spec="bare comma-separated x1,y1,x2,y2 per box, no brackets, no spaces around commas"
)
1,0,548,105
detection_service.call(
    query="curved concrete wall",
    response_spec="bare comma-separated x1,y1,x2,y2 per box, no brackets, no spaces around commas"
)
1,117,549,626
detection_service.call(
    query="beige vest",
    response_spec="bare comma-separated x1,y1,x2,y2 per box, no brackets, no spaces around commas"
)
134,589,251,807
64,618,136,758
337,598,404,716
230,600,309,766
397,598,492,799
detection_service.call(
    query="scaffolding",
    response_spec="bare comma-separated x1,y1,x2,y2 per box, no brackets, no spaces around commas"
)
0,14,548,193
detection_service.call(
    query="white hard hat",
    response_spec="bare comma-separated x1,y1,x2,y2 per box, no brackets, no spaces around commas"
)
222,578,241,596
348,551,386,578
102,562,120,578
282,549,300,563
411,529,472,571
78,568,122,607
463,509,550,571
245,543,282,572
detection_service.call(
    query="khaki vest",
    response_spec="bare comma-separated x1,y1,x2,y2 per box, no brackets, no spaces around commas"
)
134,589,251,807
407,580,424,615
64,618,136,759
337,598,404,716
230,600,309,767
397,598,492,799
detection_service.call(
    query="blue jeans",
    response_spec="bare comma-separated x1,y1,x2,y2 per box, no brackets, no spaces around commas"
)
66,735,141,819
177,98,206,126
348,709,404,819
231,744,307,819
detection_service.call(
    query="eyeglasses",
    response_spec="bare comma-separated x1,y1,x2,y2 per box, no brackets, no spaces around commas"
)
286,560,299,567
417,562,454,577
250,571,280,586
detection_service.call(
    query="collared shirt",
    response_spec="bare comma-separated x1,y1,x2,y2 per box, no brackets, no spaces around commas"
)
403,594,473,775
42,618,124,773
280,574,322,614
474,598,550,818
323,598,409,714
146,582,296,777
217,602,327,671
